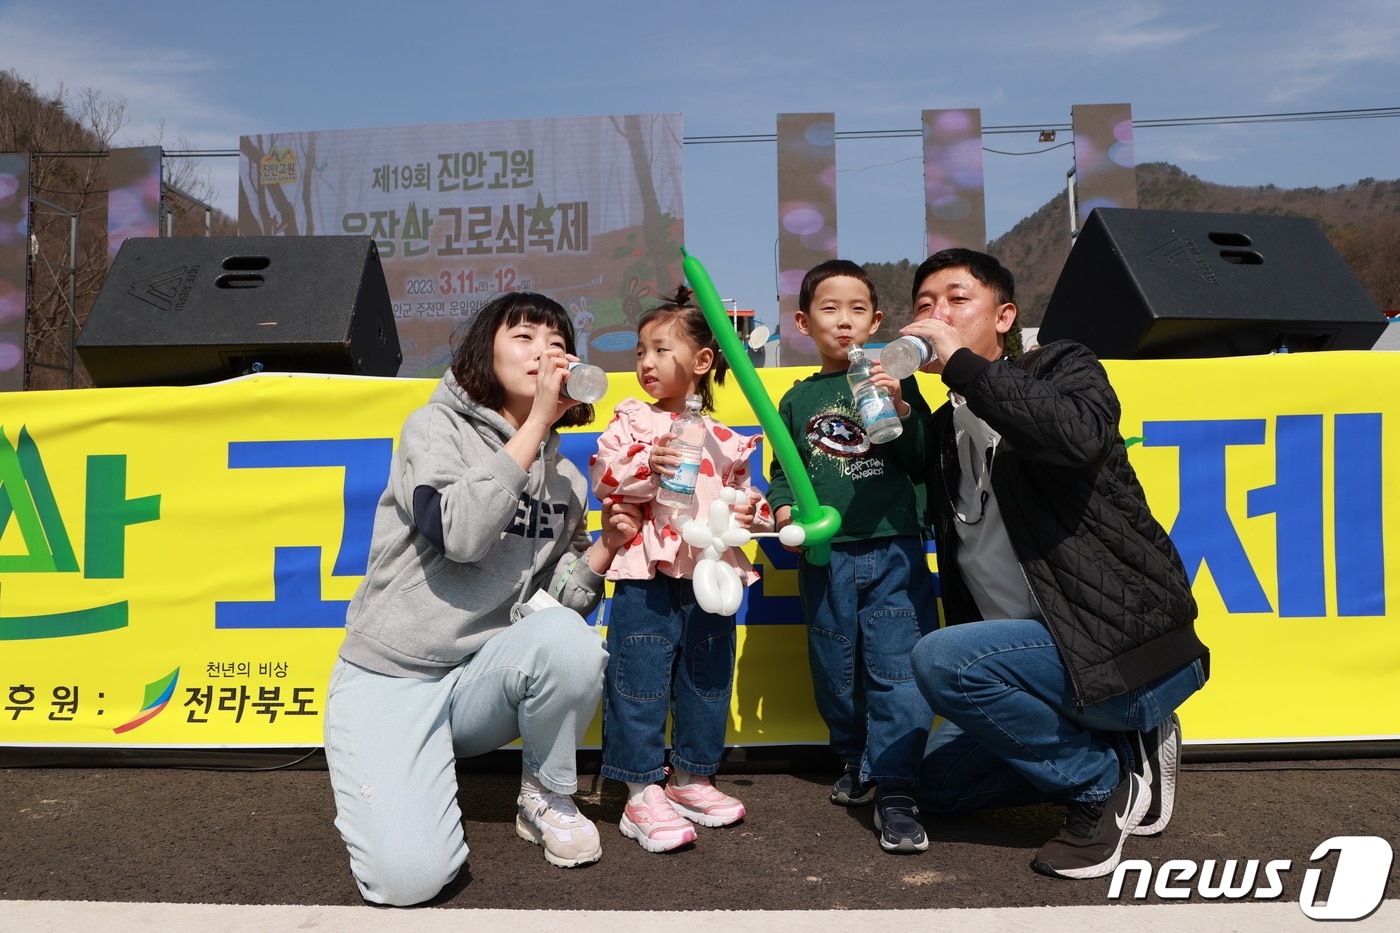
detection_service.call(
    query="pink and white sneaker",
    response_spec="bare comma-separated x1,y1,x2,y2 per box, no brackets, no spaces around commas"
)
664,779,747,827
619,785,698,853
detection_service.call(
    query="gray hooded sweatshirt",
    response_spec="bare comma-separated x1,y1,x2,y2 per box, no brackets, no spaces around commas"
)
337,371,607,678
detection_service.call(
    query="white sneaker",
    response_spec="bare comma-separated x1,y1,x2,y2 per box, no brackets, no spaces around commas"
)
516,790,602,868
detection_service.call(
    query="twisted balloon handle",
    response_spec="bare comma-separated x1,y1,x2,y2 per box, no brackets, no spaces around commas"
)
681,247,840,565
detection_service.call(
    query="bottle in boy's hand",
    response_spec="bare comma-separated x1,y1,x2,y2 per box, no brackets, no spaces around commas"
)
846,345,903,444
657,393,706,507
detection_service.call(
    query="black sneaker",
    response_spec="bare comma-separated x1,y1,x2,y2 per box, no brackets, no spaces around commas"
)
873,791,928,853
1031,772,1148,879
1133,712,1181,837
830,764,877,806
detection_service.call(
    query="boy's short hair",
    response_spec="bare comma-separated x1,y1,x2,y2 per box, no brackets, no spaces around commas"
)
798,259,879,313
911,248,1015,307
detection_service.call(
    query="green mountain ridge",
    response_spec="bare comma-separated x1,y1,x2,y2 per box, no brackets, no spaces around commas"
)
865,162,1400,334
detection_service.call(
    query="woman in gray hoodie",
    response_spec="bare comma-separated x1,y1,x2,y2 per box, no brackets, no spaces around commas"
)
324,292,641,905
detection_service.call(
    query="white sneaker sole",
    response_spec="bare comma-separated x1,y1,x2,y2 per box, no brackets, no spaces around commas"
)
618,813,696,853
515,813,602,868
1133,714,1181,837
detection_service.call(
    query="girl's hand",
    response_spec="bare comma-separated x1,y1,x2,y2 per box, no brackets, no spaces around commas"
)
648,434,680,479
869,360,910,418
731,487,759,530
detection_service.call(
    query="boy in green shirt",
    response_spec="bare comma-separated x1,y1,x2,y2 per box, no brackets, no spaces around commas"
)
767,259,937,854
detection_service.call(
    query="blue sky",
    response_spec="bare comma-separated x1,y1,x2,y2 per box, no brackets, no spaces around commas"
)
2,0,1397,328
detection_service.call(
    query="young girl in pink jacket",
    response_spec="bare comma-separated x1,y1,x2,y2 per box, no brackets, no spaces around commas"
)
590,286,772,853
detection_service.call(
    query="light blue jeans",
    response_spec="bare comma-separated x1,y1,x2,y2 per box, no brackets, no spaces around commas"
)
601,575,735,783
323,607,607,906
800,536,937,787
913,618,1206,811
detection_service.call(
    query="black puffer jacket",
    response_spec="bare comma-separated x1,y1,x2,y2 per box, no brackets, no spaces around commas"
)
929,339,1208,708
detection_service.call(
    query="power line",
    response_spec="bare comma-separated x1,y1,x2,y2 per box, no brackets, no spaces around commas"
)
682,105,1400,146
22,106,1400,158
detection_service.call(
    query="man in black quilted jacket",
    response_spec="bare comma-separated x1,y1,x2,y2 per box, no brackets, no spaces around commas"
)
898,248,1210,880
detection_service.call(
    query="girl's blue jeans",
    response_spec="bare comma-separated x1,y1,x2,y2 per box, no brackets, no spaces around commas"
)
600,574,736,784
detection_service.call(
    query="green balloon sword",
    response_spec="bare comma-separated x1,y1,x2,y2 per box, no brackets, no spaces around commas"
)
681,248,841,566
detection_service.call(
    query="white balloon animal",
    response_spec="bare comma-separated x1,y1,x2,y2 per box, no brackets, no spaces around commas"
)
679,487,808,615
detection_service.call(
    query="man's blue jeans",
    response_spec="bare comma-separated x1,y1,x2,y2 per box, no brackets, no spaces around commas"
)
800,536,937,787
912,618,1206,811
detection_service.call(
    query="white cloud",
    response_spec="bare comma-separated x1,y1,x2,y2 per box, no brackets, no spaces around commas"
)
0,5,249,213
0,7,247,150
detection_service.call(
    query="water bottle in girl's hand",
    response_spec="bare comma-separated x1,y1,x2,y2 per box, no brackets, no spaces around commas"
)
657,393,706,507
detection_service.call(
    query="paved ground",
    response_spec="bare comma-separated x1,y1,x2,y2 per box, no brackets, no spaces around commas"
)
2,747,1397,920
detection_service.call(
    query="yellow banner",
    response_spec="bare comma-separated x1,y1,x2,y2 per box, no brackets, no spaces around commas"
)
1,354,1396,750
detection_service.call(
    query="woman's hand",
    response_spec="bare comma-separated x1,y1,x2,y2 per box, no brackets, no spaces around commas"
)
529,346,575,429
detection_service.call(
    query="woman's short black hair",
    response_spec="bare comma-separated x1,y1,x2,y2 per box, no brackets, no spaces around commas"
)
449,291,593,428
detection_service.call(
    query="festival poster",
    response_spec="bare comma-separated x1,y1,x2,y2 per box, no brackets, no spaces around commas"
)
237,114,684,377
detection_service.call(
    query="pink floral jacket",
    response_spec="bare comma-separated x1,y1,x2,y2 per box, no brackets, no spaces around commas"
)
589,397,773,583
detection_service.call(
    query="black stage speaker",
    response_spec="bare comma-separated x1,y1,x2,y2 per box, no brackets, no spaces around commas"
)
1038,208,1388,359
78,235,402,386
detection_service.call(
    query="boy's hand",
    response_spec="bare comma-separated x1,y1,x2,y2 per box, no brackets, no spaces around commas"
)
774,504,803,553
870,360,910,417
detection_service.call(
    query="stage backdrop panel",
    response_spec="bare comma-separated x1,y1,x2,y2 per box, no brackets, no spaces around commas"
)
922,108,987,253
1071,102,1138,227
775,113,837,369
106,146,162,260
0,152,27,392
237,114,684,378
1,354,1396,751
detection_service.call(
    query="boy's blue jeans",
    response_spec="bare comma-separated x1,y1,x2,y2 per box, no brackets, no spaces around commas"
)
601,574,736,784
912,618,1207,811
799,536,937,787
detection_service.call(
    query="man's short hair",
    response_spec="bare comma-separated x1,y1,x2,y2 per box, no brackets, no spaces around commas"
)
911,248,1015,307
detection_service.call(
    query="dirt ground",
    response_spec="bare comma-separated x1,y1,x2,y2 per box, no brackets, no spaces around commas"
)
2,749,1397,911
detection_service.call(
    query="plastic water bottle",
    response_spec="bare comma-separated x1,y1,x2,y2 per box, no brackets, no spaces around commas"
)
846,345,903,444
656,393,706,507
879,335,937,380
563,361,608,403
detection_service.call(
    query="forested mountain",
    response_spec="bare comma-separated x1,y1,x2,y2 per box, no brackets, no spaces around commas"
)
867,163,1400,333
